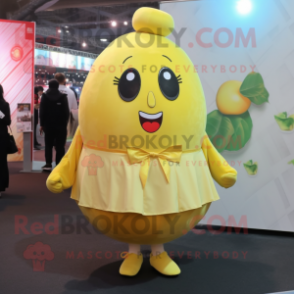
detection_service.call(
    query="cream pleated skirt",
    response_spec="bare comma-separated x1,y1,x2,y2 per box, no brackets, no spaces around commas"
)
71,147,220,216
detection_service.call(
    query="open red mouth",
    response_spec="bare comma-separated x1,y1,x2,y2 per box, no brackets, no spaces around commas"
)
139,111,163,133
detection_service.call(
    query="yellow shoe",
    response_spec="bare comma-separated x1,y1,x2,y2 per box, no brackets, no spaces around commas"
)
150,251,181,276
119,253,143,276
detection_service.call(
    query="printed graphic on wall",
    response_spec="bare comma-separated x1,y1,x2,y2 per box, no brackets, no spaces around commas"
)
243,160,258,176
17,103,32,133
162,0,294,232
274,112,294,132
0,20,35,161
206,72,269,152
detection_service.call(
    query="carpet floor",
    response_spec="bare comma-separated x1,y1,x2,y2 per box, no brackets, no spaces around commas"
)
0,162,294,294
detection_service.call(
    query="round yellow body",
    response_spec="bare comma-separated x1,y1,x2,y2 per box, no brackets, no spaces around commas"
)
216,80,251,115
76,8,212,245
78,203,211,244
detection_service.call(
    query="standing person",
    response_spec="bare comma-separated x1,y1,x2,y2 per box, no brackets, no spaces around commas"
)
34,86,43,149
39,79,69,171
54,73,78,111
0,84,11,197
69,86,78,102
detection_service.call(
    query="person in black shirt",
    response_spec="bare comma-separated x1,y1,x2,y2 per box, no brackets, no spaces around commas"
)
34,86,43,149
0,84,11,197
39,79,69,171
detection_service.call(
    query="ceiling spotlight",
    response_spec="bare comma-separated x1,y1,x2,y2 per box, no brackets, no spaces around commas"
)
66,30,69,33
111,21,117,27
236,0,252,15
58,29,62,33
100,38,107,42
65,26,68,29
82,42,87,47
124,21,128,25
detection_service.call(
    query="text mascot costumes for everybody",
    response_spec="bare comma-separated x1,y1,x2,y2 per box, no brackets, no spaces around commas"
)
46,7,237,277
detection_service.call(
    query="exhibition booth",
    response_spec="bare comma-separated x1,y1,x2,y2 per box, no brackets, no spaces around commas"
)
34,43,97,95
0,25,96,168
0,19,35,164
0,1,294,293
33,44,97,168
2,0,293,233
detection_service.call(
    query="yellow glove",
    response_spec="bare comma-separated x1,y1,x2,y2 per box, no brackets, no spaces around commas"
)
220,173,237,188
202,134,237,188
46,127,83,193
47,172,64,193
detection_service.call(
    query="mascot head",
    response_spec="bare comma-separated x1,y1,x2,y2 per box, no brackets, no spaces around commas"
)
79,7,207,151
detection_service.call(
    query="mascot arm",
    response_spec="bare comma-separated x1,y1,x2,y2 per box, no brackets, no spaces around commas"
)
201,134,237,188
46,126,83,193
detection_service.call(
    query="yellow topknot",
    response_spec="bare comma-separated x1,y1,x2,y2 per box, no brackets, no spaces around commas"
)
132,7,174,37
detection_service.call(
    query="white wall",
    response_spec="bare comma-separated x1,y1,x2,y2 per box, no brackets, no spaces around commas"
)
161,0,294,232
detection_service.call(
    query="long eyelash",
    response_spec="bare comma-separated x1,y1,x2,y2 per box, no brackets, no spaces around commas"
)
113,76,120,85
177,75,182,84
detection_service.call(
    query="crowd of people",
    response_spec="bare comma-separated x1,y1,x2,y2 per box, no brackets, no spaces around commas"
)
0,72,79,197
36,73,78,171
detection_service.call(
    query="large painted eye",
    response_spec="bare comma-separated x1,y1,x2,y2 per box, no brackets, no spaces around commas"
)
158,67,180,101
118,68,141,102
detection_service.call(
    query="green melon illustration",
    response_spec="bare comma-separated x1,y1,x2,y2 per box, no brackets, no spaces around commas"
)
206,72,269,152
243,160,258,176
274,112,294,131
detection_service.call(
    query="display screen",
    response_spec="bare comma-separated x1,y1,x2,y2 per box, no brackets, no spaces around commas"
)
35,49,95,71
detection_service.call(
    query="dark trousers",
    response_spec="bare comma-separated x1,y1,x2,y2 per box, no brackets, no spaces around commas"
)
34,109,39,146
44,128,67,166
0,133,9,191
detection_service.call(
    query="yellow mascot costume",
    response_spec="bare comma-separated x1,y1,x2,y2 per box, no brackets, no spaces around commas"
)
46,7,237,277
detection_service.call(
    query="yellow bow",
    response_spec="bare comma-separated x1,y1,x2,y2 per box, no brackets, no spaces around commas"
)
126,145,182,188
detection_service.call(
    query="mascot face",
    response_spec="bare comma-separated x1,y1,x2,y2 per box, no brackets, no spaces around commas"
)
79,8,207,151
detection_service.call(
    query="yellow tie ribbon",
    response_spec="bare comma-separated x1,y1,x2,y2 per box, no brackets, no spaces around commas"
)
126,145,182,188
